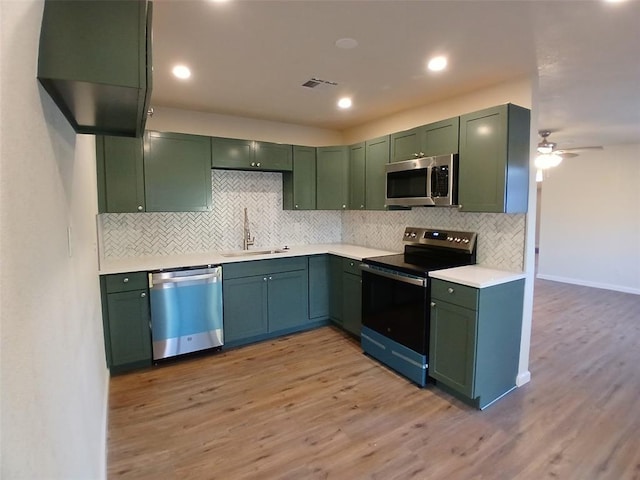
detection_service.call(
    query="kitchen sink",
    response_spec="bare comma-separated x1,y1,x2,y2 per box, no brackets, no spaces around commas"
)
220,249,288,258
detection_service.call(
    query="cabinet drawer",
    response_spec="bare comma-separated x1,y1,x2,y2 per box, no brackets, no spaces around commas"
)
342,257,362,276
223,256,307,279
104,272,148,293
431,279,478,310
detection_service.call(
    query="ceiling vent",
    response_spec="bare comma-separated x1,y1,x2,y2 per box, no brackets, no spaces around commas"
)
302,77,338,89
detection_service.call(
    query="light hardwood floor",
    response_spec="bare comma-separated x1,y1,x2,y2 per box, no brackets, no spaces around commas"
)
108,279,640,479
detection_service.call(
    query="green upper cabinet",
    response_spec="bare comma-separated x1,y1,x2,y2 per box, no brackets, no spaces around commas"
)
211,137,292,172
316,146,349,210
390,127,421,162
458,104,530,213
144,131,212,212
364,135,390,210
37,0,152,137
349,143,366,210
96,135,145,213
283,146,316,210
390,117,459,162
421,117,459,156
254,142,293,171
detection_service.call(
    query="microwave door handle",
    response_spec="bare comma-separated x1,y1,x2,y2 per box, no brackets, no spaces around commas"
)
426,165,433,198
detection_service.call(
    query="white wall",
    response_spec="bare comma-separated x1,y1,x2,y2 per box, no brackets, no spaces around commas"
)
538,144,640,294
147,106,344,146
0,2,108,478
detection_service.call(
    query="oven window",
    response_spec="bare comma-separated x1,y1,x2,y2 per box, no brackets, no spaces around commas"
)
386,168,428,199
361,270,429,354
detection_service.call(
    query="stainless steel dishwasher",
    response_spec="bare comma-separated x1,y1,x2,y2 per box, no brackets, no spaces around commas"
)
149,265,223,360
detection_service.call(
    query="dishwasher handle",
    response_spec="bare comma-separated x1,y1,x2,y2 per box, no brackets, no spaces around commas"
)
149,267,222,288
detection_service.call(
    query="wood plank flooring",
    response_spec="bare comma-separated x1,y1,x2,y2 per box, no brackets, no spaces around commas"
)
107,279,640,479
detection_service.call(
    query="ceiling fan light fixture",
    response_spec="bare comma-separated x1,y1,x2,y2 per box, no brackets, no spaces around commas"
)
537,145,553,154
535,153,563,169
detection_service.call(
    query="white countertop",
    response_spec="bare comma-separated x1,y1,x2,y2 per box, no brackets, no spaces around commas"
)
429,265,526,288
98,244,399,275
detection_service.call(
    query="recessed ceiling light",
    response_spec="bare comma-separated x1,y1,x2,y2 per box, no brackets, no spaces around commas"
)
335,38,358,49
172,65,191,80
427,56,448,72
337,97,352,109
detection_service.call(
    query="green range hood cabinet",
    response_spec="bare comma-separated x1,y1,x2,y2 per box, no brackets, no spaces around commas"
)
37,0,153,137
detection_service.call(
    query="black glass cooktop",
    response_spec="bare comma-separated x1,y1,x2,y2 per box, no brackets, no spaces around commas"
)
363,245,476,278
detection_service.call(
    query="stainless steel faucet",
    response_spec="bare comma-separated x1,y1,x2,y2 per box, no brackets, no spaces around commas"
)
243,207,255,250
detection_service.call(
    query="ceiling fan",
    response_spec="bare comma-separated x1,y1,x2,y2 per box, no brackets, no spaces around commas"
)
536,130,603,169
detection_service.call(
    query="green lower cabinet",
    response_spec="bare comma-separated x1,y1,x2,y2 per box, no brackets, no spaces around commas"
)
144,131,212,212
222,275,269,342
429,278,525,409
100,272,152,374
222,258,311,346
308,255,330,320
328,255,343,325
342,270,362,336
329,255,362,336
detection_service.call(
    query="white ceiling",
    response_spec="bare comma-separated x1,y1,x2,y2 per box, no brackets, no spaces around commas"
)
150,0,640,150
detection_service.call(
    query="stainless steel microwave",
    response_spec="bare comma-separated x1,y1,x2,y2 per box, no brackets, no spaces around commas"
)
385,154,458,207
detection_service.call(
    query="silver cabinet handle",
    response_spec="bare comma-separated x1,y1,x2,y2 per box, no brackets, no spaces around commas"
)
448,287,454,294
419,152,425,157
251,162,256,167
413,153,419,157
263,277,268,281
342,204,346,209
140,292,146,298
295,204,299,209
137,205,143,211
430,301,436,307
268,276,272,280
256,162,261,167
123,277,129,283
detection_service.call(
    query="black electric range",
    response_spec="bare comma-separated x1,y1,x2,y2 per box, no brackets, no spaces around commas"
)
360,227,477,386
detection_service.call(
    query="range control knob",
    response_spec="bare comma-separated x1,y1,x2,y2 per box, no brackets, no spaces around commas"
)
454,237,461,243
410,232,417,238
462,238,470,244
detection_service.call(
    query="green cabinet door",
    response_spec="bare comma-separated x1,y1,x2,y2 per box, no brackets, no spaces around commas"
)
283,146,316,210
390,127,421,162
328,255,343,325
458,104,530,213
364,135,390,210
96,135,145,213
308,255,329,320
223,275,269,342
211,137,254,169
267,270,309,332
37,0,151,137
254,142,293,171
429,299,478,398
421,117,460,156
349,143,366,210
342,271,362,336
316,146,349,210
144,131,212,212
212,138,293,172
105,289,152,371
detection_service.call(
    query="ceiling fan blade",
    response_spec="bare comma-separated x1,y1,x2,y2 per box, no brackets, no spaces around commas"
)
556,151,579,159
556,146,603,152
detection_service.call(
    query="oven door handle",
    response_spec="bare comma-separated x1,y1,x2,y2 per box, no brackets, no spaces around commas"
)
359,264,427,287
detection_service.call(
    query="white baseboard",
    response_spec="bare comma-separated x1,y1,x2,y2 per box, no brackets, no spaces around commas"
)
536,274,640,295
100,372,110,480
516,371,531,387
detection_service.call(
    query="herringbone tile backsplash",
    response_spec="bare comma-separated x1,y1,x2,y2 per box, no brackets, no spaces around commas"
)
100,170,342,258
100,170,526,271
